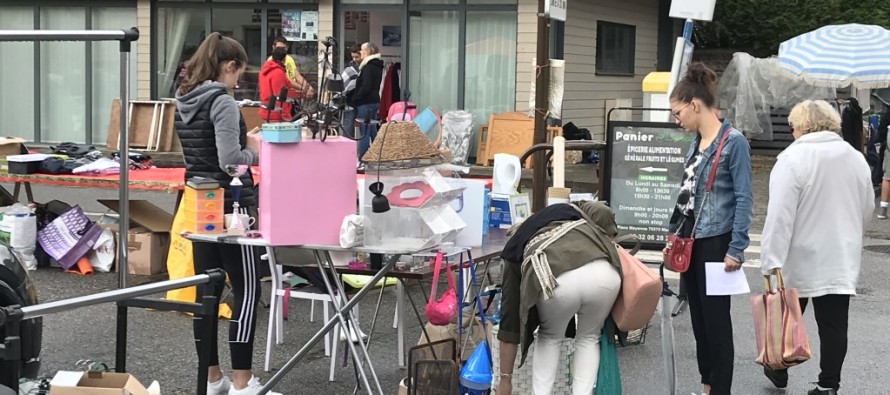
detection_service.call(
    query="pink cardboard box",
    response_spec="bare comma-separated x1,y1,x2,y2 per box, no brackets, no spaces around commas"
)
259,138,357,246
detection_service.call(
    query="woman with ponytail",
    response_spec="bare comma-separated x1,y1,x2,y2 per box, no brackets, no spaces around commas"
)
175,33,280,395
665,62,753,395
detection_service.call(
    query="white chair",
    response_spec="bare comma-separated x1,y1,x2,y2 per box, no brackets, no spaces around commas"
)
262,248,362,381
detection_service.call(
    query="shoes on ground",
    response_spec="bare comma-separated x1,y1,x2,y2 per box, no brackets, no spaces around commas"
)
763,366,788,388
229,376,282,395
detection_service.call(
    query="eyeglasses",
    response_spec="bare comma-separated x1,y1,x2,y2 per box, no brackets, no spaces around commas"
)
671,102,691,119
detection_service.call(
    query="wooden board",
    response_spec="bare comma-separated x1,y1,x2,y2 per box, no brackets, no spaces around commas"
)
106,99,177,152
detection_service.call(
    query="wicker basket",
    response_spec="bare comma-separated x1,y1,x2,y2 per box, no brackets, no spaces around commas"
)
490,325,574,394
361,121,442,163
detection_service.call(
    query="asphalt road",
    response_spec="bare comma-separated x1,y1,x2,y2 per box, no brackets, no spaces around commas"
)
5,171,890,394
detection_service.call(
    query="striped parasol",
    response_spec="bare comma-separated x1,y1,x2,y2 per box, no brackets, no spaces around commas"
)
778,23,890,89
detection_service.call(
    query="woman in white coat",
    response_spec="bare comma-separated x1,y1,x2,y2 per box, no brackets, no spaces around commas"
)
759,100,874,395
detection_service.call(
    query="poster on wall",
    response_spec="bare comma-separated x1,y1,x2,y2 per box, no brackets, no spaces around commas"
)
383,26,401,47
281,10,302,41
301,11,319,41
345,12,356,30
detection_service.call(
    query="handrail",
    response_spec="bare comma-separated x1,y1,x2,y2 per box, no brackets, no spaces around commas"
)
519,141,608,206
19,270,225,321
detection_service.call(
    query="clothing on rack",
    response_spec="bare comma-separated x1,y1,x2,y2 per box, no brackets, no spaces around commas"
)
378,61,402,120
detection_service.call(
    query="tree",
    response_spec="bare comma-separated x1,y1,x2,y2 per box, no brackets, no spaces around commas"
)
694,0,890,57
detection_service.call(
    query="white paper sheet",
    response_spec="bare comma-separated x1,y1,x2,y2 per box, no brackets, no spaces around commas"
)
705,261,751,296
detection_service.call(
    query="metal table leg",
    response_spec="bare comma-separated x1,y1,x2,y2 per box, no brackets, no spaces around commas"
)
257,251,398,395
317,250,384,395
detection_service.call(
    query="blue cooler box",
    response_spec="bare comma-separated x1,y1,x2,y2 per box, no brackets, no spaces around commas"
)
261,120,302,143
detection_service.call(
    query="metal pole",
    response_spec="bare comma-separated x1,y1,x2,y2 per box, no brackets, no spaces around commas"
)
20,273,214,320
118,41,132,288
532,0,551,212
259,254,399,394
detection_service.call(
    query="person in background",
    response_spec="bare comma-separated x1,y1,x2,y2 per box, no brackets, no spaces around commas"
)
666,62,753,395
348,42,384,166
877,109,890,219
338,45,362,138
257,47,292,122
174,32,281,395
496,201,623,395
270,37,314,98
759,100,874,395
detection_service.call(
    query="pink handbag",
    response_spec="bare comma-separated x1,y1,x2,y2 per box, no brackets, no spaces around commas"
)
612,242,662,332
751,269,811,369
425,252,458,326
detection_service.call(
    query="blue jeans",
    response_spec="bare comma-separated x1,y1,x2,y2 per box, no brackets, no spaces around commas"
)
356,103,380,162
340,108,357,139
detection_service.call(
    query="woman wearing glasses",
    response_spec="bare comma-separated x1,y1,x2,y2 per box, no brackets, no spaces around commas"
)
666,62,753,395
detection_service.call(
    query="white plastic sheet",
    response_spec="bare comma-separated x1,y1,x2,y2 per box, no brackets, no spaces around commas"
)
719,53,836,140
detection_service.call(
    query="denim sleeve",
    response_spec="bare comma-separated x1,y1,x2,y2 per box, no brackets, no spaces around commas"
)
726,133,753,262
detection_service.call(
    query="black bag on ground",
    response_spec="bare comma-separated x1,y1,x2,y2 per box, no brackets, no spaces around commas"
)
34,200,72,268
0,242,42,387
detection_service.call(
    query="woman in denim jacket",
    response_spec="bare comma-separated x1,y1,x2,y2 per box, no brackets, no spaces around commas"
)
665,63,754,395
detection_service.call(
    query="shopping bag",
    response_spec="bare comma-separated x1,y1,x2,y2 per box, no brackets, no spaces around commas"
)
596,317,622,394
36,205,101,270
165,202,231,318
751,269,811,369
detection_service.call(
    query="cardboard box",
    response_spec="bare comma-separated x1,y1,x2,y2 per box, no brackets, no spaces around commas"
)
98,200,174,276
50,371,149,395
0,137,28,171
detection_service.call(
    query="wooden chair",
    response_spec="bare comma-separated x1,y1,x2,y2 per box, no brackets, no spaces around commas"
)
476,111,563,167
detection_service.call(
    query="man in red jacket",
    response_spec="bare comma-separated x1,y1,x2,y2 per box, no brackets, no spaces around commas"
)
257,47,292,123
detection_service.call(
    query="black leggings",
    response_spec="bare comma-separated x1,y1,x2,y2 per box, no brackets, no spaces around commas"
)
682,232,734,394
800,294,850,390
192,241,262,371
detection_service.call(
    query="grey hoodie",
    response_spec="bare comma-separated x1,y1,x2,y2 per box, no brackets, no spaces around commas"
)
175,81,257,169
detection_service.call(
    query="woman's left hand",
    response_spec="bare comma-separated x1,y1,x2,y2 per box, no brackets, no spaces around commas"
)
724,256,742,272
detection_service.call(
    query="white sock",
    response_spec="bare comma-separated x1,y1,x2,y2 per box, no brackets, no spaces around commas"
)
817,385,832,391
881,201,889,208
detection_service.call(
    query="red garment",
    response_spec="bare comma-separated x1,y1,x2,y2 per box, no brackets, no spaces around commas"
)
378,63,396,120
257,60,291,123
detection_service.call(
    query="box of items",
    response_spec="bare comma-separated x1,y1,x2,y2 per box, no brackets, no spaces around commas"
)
50,371,149,395
8,154,50,174
98,199,173,276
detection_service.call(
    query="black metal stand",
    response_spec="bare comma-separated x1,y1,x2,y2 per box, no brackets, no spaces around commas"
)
0,270,225,395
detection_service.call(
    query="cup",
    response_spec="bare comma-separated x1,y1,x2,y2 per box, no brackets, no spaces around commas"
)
224,213,256,229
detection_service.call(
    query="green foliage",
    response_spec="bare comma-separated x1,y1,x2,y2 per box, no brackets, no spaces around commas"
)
693,0,890,56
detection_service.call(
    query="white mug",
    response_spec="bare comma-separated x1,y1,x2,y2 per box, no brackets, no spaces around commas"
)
224,213,256,229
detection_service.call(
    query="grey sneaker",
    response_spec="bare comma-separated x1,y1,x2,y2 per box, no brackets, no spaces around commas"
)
878,206,888,219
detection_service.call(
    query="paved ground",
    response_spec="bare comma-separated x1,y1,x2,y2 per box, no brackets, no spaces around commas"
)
5,158,890,394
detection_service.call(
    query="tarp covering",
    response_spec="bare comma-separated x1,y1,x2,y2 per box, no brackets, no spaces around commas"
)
719,53,836,140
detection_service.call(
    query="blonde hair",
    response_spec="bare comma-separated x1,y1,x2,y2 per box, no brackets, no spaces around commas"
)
787,100,841,135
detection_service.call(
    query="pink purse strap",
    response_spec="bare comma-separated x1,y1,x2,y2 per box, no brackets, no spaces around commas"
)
427,252,455,303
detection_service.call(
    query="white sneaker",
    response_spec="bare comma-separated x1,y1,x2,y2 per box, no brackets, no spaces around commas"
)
228,376,282,395
207,377,231,395
338,325,368,342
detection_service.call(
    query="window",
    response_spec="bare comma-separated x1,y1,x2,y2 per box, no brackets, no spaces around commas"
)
595,21,635,76
0,4,136,144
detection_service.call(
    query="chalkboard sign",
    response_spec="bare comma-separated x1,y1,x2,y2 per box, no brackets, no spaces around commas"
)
603,121,693,249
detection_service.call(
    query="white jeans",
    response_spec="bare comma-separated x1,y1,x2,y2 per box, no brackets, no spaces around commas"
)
532,259,621,395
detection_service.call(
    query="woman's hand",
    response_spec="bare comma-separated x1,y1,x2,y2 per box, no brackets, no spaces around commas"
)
246,127,261,155
724,255,742,272
496,376,512,395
